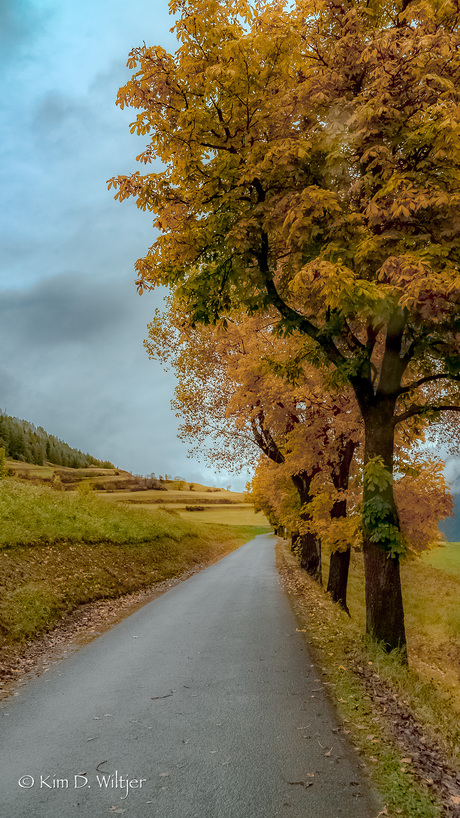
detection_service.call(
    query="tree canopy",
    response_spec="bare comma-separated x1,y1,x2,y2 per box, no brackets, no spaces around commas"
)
111,0,460,652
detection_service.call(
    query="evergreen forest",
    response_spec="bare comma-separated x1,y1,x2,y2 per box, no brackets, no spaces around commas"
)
0,412,114,469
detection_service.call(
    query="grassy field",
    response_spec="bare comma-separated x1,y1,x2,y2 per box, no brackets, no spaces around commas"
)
313,542,460,722
5,459,122,480
324,542,460,710
422,540,460,573
5,460,57,479
133,502,268,528
4,459,246,500
102,488,245,504
0,477,269,647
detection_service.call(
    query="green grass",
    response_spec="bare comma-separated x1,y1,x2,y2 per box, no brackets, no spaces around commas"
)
121,500,270,532
0,477,265,646
0,478,196,546
165,503,268,528
422,541,460,575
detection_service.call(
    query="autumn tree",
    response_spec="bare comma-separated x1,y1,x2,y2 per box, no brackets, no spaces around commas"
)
110,0,460,652
147,303,362,606
250,456,301,537
252,448,453,558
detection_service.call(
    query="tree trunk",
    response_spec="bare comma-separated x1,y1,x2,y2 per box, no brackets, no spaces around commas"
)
327,547,350,614
361,400,407,655
275,526,286,538
362,538,405,651
290,529,321,581
299,531,322,582
291,472,322,584
326,439,356,613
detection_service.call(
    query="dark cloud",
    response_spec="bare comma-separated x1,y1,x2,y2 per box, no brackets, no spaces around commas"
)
0,272,130,346
0,366,24,412
34,93,78,129
0,272,179,470
0,0,35,40
0,272,245,486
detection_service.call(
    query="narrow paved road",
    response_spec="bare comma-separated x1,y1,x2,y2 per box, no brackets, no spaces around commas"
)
1,535,380,817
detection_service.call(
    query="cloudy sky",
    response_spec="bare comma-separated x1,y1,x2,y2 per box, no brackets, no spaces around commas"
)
0,0,252,488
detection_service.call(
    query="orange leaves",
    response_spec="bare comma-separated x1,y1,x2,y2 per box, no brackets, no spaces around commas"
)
394,461,453,554
112,1,460,564
375,254,460,323
109,0,460,342
281,186,342,254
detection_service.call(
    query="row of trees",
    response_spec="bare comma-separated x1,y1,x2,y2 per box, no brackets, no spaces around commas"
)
146,302,453,614
0,413,114,470
110,0,460,654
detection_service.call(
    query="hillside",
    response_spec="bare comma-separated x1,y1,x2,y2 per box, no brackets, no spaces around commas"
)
0,409,257,531
5,459,155,492
0,412,113,469
5,458,244,499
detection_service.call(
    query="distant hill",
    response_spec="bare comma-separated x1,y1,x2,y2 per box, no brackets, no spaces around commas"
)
0,411,113,470
4,459,241,500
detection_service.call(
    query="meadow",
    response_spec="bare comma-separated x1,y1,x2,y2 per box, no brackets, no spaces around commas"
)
339,542,460,707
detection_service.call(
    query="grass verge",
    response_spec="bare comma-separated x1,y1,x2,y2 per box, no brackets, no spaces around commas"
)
329,542,460,714
277,540,460,818
0,478,267,647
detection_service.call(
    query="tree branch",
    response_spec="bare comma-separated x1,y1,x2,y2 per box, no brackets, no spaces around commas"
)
250,412,285,464
399,373,460,395
263,276,346,369
394,404,460,425
341,319,366,353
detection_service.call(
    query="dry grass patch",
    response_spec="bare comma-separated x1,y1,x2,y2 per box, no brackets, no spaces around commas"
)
326,544,460,713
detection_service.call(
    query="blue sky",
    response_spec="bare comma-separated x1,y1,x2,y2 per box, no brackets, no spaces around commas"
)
0,0,251,487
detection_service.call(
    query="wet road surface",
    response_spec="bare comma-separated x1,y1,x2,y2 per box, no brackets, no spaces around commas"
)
0,534,380,817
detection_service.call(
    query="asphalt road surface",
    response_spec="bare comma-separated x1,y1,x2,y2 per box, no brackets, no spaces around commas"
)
0,534,381,817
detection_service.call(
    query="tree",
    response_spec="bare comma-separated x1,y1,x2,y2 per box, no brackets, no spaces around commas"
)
394,460,453,555
250,456,301,536
252,445,453,572
147,302,361,605
110,0,460,652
